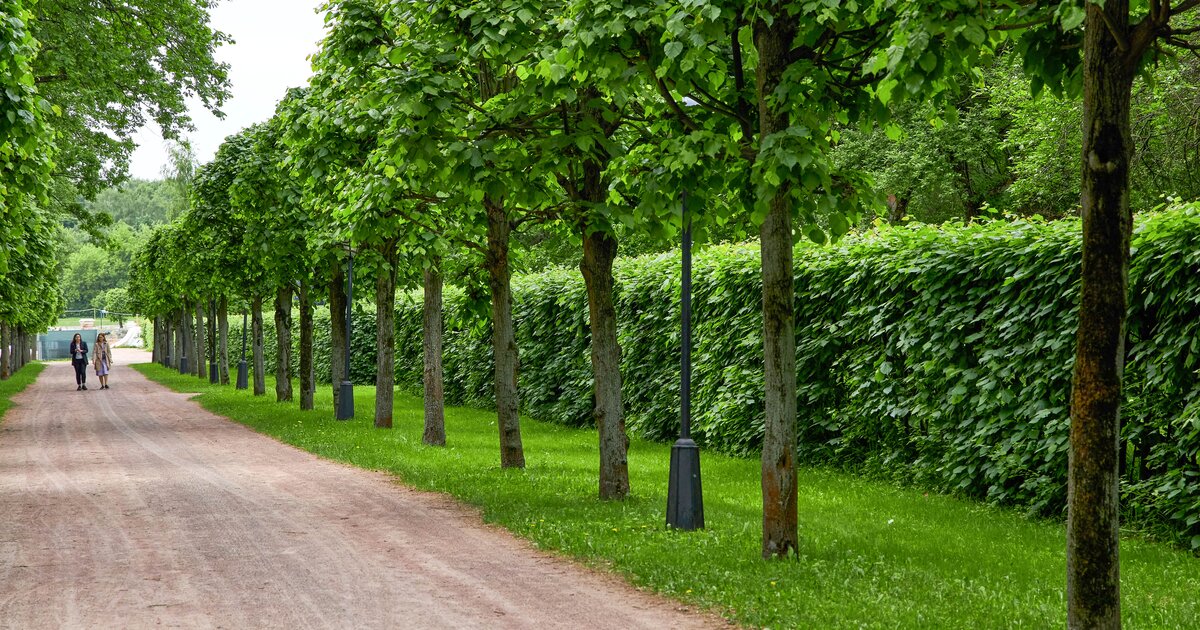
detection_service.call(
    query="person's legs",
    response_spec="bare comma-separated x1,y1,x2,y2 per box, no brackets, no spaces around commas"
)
73,361,85,389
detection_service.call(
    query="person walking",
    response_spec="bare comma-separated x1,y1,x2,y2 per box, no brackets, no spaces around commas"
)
93,333,113,390
69,333,89,391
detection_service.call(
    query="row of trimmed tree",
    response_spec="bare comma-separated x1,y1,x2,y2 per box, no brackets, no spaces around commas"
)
126,2,1200,627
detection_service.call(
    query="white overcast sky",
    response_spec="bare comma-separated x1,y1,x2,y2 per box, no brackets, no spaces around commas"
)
127,0,328,180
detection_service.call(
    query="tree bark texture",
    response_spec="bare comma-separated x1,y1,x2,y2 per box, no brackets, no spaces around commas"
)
151,317,161,364
581,225,629,500
1,323,11,380
422,265,446,446
274,286,293,402
755,11,799,559
1068,4,1134,628
175,309,185,370
181,307,192,370
329,261,347,413
218,297,230,385
194,301,207,379
252,295,266,396
299,277,315,411
485,197,525,468
375,247,397,429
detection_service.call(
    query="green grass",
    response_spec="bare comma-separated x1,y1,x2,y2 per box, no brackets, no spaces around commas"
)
0,362,45,420
134,363,1200,629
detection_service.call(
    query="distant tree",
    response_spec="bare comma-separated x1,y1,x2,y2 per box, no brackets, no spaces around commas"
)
88,179,182,227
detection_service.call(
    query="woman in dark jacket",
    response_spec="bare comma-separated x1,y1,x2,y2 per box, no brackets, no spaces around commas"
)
70,333,89,391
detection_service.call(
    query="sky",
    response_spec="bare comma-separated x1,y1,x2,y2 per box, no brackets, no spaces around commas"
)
127,0,328,180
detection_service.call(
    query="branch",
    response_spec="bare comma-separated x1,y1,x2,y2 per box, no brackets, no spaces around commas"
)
390,204,486,254
1097,6,1130,52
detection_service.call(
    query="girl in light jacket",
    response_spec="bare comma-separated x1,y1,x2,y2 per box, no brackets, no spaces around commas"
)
93,333,113,390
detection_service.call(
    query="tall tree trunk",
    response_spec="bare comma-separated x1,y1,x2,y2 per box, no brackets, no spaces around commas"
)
194,301,207,379
581,225,629,498
485,197,525,468
207,302,217,378
182,306,193,370
218,297,230,385
330,261,347,413
15,327,24,370
422,264,446,446
755,13,799,558
174,309,182,369
1,322,11,380
1068,4,1135,628
299,276,315,411
274,286,293,402
151,317,160,364
252,295,266,396
375,246,397,429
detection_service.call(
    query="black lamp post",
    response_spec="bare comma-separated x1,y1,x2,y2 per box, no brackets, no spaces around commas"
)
179,304,189,375
236,311,249,389
208,299,219,384
667,189,704,530
336,247,355,420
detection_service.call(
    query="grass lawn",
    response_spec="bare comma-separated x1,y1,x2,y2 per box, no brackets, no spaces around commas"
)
0,363,44,419
134,363,1200,629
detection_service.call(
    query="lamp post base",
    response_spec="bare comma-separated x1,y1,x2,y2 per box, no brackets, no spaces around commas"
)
666,438,704,530
209,362,219,384
236,360,248,390
336,380,354,420
179,356,189,375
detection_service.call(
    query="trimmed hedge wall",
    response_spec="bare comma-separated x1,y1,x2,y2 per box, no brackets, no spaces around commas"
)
387,206,1200,547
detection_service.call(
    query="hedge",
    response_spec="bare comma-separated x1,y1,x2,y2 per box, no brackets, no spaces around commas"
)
220,204,1200,547
387,205,1200,547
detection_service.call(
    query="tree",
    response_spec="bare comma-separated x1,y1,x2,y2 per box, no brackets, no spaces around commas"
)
1065,2,1200,627
30,0,229,200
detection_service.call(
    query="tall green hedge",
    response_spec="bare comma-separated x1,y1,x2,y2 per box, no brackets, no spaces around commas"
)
234,206,1200,547
386,206,1200,547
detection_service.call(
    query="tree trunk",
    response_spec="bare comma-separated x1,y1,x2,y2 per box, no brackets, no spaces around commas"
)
218,297,230,385
174,309,182,369
15,327,24,370
151,317,160,364
1,322,11,380
422,264,446,446
330,261,347,413
274,286,293,402
207,302,217,377
485,197,525,468
252,295,266,396
755,13,799,559
194,301,207,379
1068,4,1134,628
375,247,397,429
299,276,315,411
886,194,909,224
581,222,629,499
181,306,192,370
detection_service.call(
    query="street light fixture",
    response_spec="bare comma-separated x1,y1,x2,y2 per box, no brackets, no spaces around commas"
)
208,299,219,384
336,242,355,421
236,310,249,389
179,301,189,375
667,189,704,530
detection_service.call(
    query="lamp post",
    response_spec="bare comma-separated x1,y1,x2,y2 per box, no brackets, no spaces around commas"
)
208,299,219,384
178,301,190,375
667,189,704,530
336,246,355,420
236,311,249,389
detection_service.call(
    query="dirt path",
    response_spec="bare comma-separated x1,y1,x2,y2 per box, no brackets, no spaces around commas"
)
0,352,722,629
